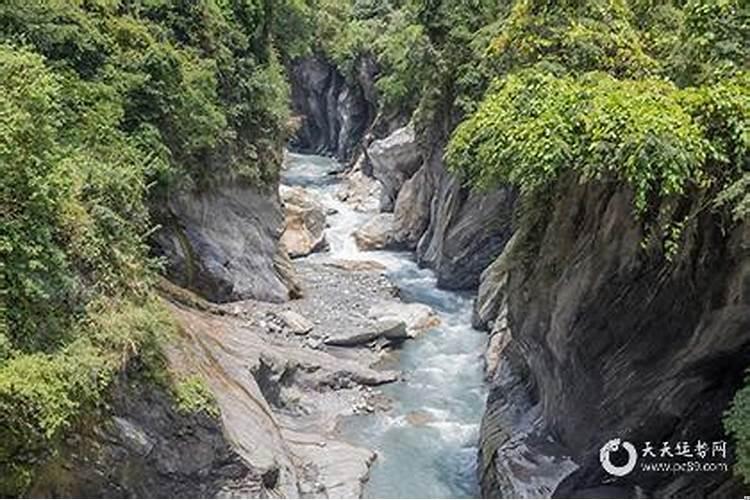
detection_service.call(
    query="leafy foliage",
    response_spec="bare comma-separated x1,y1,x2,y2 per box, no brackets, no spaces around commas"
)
174,375,220,417
446,70,720,213
725,374,750,481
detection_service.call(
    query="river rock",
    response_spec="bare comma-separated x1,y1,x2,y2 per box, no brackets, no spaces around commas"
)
337,154,382,212
367,301,439,335
324,319,408,347
367,124,422,211
392,165,434,248
279,185,328,258
353,213,398,251
278,310,314,335
325,259,387,272
323,328,380,347
152,181,299,303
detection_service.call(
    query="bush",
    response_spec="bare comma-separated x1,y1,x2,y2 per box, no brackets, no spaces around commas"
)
725,376,750,482
446,70,708,213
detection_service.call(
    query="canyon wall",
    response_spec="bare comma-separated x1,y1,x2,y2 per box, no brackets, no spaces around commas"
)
288,56,378,163
152,180,300,304
474,178,750,497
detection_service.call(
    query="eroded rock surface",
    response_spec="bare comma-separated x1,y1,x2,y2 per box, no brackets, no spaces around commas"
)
367,124,422,211
289,57,376,162
153,181,299,303
476,179,750,498
354,213,399,251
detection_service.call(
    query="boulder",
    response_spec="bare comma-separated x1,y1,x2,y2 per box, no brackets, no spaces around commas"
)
391,166,434,248
323,319,408,347
325,259,387,272
279,186,328,258
367,124,422,211
336,154,382,212
374,319,409,341
324,329,381,347
353,213,398,251
152,181,299,303
367,302,439,335
278,310,314,335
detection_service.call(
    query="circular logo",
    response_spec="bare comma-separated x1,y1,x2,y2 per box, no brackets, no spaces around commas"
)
600,438,638,477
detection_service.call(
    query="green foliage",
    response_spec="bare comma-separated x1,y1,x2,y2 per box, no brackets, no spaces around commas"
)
0,0,292,190
0,44,152,351
447,70,709,211
725,375,750,482
173,375,220,417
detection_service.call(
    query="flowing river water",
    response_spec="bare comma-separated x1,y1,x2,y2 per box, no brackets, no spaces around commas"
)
282,153,488,498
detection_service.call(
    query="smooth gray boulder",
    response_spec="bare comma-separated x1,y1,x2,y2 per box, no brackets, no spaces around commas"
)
278,310,314,335
367,124,422,211
337,153,382,212
366,301,439,335
324,319,408,347
153,181,300,303
353,213,399,251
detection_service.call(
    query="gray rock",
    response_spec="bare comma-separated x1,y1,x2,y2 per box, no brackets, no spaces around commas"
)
153,181,298,303
478,178,750,498
375,319,408,341
367,124,422,211
392,165,434,248
279,310,314,335
415,161,516,290
353,213,399,251
367,301,439,335
337,153,383,212
324,329,381,347
288,57,375,162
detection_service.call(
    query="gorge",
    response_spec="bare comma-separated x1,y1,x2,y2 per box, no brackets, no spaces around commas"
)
1,1,748,499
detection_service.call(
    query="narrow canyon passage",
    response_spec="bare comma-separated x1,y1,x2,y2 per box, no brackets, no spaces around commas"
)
282,153,488,498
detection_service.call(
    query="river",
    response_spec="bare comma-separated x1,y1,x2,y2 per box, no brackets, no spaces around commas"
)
282,152,488,498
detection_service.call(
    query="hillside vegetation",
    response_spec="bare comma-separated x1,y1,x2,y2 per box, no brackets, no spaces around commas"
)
0,0,308,493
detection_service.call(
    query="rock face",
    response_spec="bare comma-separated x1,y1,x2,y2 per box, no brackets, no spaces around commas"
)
354,213,399,251
413,149,516,290
152,181,300,303
31,373,267,498
476,179,750,498
289,56,376,162
280,185,328,258
367,124,422,211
